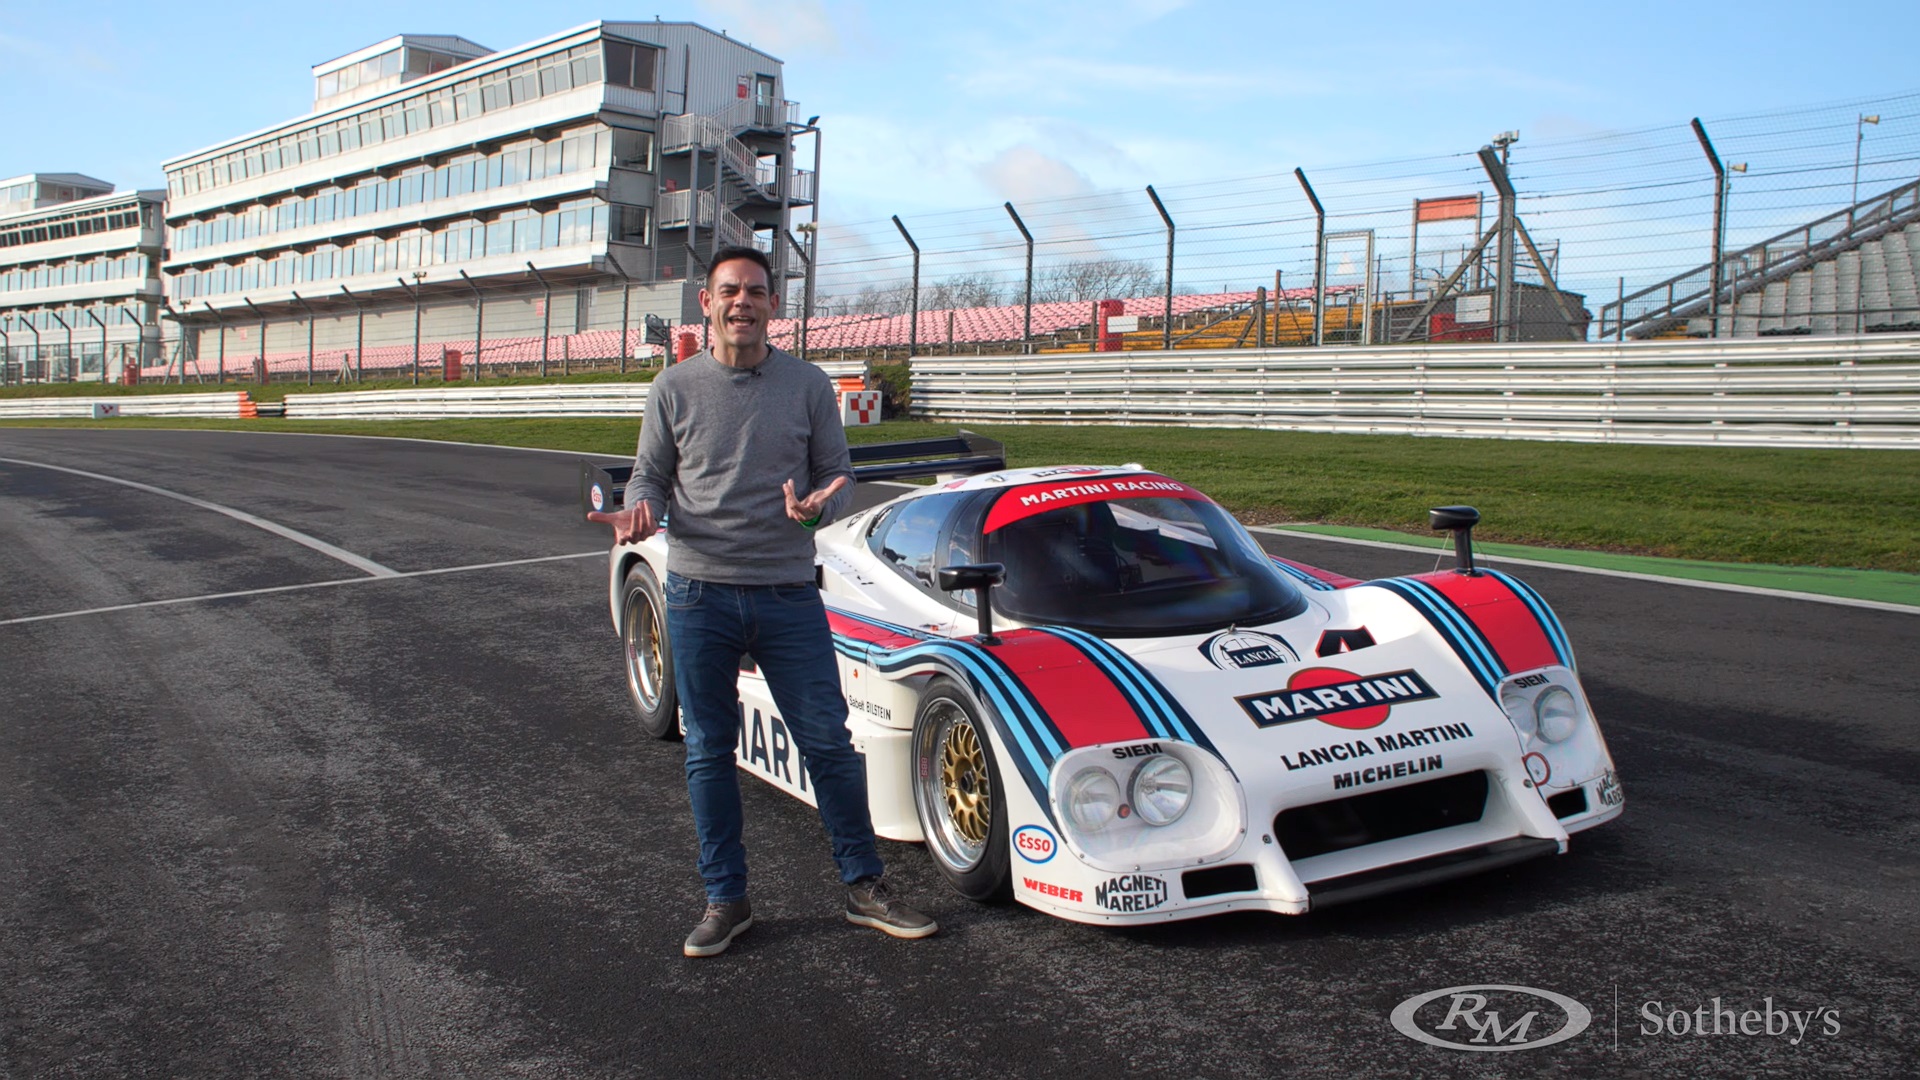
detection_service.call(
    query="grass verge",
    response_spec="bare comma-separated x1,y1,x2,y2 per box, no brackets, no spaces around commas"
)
1,416,1914,572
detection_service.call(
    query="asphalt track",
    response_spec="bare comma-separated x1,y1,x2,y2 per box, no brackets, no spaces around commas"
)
1,428,1915,1079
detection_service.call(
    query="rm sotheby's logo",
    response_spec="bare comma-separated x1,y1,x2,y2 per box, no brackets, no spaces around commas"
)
1391,985,1591,1052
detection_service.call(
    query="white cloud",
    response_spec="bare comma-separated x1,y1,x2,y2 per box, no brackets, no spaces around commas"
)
977,144,1099,202
696,0,844,56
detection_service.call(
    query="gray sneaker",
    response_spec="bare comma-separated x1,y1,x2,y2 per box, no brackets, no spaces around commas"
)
845,876,938,939
683,899,753,957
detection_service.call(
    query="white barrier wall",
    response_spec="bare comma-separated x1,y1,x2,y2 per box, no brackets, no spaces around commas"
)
906,334,1920,449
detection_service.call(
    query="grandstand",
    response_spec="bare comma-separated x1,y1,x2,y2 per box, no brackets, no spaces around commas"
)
134,284,1411,379
1603,178,1920,339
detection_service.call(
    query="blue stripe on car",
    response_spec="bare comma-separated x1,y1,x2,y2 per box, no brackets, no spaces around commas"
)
1362,578,1505,698
1485,570,1576,669
1268,556,1337,591
1041,625,1219,756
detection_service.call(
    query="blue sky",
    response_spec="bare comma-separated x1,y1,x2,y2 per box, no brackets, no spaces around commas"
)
4,1,1916,299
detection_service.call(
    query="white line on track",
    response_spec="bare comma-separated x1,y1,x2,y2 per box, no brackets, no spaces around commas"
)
0,550,605,627
0,455,399,577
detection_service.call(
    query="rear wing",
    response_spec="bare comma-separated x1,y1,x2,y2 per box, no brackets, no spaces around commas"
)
848,430,1005,483
577,430,1005,517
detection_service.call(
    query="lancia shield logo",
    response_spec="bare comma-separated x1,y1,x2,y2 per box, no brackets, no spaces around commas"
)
1200,629,1299,670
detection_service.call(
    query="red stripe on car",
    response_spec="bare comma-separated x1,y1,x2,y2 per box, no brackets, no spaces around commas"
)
1409,572,1560,673
982,630,1152,747
826,611,926,651
1273,556,1362,589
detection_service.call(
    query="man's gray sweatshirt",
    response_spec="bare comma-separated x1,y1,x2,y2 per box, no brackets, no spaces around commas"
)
626,347,854,585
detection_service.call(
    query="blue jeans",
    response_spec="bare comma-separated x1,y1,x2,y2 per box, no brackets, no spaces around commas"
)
664,571,885,902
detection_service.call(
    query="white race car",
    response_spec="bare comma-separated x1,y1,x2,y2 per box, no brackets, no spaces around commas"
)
584,433,1622,925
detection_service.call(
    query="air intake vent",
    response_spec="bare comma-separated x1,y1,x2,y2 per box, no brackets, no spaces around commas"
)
1275,771,1490,861
1547,788,1588,819
1182,864,1257,899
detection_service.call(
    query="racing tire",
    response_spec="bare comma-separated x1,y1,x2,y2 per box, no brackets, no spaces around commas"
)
621,561,680,741
912,677,1011,902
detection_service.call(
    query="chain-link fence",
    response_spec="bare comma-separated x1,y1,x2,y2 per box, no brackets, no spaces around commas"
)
805,89,1920,351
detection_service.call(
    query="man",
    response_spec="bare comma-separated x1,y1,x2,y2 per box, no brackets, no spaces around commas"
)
588,246,936,957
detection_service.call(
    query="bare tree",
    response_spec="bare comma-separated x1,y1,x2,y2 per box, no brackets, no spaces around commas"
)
837,282,910,316
922,272,1006,310
1033,257,1162,303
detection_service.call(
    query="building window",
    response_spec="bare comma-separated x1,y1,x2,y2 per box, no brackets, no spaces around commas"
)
604,41,658,91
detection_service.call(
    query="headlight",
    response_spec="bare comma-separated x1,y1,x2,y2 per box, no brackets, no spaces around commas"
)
1501,686,1538,739
1064,767,1123,832
1536,687,1580,743
1130,755,1192,827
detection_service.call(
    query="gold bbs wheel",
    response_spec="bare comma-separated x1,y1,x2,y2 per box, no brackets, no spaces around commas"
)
912,678,1012,901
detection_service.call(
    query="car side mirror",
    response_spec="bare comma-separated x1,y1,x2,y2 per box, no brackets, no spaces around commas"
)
938,562,1007,644
1429,505,1481,575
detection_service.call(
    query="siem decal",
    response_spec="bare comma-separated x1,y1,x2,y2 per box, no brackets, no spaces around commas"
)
1030,467,1108,478
1316,627,1377,658
1095,874,1169,912
1332,754,1443,790
1200,629,1299,670
1237,668,1439,730
1511,672,1551,689
1111,742,1162,760
1022,877,1083,902
1013,825,1058,864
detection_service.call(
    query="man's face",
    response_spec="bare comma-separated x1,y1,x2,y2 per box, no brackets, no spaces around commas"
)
700,257,776,352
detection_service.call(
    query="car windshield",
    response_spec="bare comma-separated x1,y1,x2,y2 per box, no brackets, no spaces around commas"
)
981,493,1307,636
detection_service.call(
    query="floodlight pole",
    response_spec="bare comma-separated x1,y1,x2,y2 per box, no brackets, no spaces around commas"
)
1691,118,1728,339
1852,113,1880,209
892,215,919,358
0,322,11,386
1294,168,1327,346
1476,146,1518,343
1146,185,1174,350
1005,201,1034,348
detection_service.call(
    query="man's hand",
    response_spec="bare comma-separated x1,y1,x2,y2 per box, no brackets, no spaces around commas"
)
586,501,659,544
784,475,849,524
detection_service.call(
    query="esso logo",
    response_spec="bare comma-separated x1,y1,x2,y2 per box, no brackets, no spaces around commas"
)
589,484,605,511
1013,825,1056,863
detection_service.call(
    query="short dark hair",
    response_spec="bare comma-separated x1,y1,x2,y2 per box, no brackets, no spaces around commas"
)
705,245,774,287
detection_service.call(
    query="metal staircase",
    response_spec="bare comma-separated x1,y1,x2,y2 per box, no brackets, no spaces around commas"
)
657,97,812,287
1600,177,1920,339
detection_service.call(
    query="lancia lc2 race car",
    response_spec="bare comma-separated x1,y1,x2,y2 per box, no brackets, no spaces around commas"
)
582,432,1623,925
